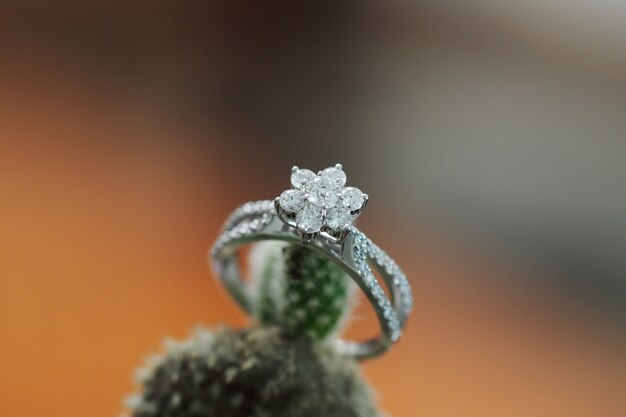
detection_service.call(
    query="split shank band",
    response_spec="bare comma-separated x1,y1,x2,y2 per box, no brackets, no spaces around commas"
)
210,165,413,360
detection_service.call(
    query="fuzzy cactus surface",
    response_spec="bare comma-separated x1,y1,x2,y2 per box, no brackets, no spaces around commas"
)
127,242,380,417
128,326,381,417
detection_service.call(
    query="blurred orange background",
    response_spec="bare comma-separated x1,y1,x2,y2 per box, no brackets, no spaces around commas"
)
1,3,625,417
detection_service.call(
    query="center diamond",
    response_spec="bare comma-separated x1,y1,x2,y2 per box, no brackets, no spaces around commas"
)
307,176,340,208
276,164,368,239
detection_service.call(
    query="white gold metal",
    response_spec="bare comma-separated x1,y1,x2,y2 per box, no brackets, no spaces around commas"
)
210,166,413,360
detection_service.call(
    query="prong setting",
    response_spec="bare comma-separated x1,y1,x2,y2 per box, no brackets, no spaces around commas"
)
275,164,367,243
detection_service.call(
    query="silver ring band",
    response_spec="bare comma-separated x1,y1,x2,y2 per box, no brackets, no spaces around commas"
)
210,200,413,360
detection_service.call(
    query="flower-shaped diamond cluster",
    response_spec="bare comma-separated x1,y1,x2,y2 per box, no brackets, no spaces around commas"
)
276,164,368,236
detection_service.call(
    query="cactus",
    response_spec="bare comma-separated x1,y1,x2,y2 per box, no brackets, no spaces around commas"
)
127,326,381,417
127,242,381,417
249,241,356,341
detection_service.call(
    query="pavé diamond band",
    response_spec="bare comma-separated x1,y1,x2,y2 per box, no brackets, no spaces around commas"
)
210,165,413,360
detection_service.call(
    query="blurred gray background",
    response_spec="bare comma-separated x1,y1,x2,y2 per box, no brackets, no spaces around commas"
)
3,1,625,312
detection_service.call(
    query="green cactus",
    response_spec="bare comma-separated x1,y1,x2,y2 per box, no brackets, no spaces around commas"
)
249,241,355,341
128,242,381,417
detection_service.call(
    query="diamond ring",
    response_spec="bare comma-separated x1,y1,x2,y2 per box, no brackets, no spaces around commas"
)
210,164,413,360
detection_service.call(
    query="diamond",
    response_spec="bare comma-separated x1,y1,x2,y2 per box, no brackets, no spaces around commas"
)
320,166,347,189
277,164,368,240
296,204,323,232
341,187,365,211
278,189,305,212
307,177,339,208
325,206,352,231
291,168,316,190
